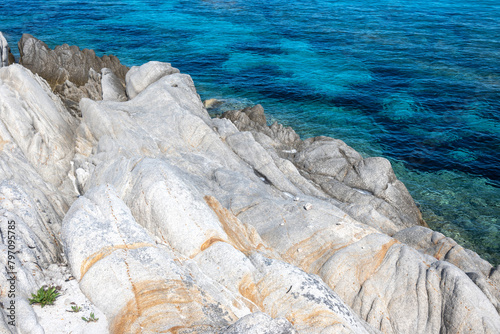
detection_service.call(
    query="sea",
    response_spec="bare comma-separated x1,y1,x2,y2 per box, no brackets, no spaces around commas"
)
1,0,499,265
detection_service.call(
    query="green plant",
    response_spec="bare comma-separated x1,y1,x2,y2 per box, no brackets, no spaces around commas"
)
82,312,99,322
29,286,61,307
68,305,81,313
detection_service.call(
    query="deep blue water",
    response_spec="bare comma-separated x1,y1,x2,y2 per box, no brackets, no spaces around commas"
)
1,0,499,264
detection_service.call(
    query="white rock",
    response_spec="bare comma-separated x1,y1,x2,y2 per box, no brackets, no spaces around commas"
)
101,68,126,102
62,185,245,333
0,64,77,190
0,32,10,67
125,61,180,99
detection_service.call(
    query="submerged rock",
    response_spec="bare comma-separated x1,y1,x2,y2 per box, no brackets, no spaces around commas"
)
0,46,499,333
203,98,223,109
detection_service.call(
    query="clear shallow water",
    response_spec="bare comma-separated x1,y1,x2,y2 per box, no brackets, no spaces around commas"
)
1,0,499,264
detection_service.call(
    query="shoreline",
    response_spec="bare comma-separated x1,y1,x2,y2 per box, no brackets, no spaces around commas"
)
4,31,500,266
1,33,499,333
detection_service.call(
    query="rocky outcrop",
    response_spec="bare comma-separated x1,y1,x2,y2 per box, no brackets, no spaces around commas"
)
0,43,499,333
125,61,180,99
0,64,77,192
394,226,500,313
18,34,128,87
52,67,103,117
223,105,301,146
18,34,129,117
0,64,76,334
0,32,15,67
62,184,377,333
222,106,426,235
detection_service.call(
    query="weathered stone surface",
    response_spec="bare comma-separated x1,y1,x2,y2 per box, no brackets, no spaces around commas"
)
53,68,103,117
0,64,77,191
0,61,99,334
101,68,127,102
226,131,301,195
0,32,15,67
242,104,267,126
221,312,297,334
18,34,128,117
394,226,500,313
18,34,128,88
62,185,247,333
211,117,239,139
125,60,180,99
62,177,377,332
223,108,301,147
319,233,500,333
224,107,426,235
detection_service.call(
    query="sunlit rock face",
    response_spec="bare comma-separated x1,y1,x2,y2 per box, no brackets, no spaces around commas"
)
222,108,426,236
0,33,499,333
0,32,15,67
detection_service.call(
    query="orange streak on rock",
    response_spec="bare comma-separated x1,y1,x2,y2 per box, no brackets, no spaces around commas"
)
282,228,351,274
434,242,448,261
358,239,399,283
200,236,226,252
238,273,264,312
80,242,155,280
203,195,278,258
111,279,231,334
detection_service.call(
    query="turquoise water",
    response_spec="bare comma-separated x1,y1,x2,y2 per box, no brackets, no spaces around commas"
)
1,0,499,264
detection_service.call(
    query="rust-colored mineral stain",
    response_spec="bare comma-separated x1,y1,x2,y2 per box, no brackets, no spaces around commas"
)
238,274,264,312
282,229,349,274
203,195,276,257
111,279,217,334
80,242,155,280
167,324,216,334
113,279,238,334
358,239,398,283
296,310,342,328
281,297,346,329
0,135,9,151
433,242,450,261
200,237,226,252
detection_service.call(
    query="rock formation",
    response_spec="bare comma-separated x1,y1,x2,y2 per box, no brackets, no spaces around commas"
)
0,32,15,67
18,34,129,117
222,107,426,235
18,34,128,87
0,33,499,333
